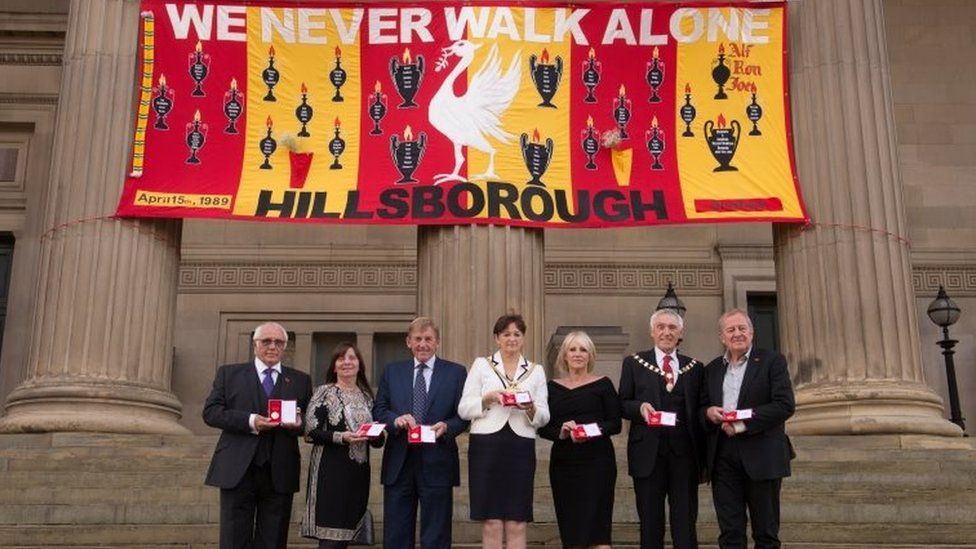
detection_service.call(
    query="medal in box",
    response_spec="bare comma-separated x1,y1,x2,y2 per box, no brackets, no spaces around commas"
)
501,391,532,407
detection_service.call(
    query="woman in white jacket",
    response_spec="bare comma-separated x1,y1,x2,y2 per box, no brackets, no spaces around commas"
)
459,313,550,549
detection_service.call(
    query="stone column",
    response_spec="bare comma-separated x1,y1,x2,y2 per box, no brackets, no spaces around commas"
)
0,0,187,434
417,225,545,367
773,0,960,436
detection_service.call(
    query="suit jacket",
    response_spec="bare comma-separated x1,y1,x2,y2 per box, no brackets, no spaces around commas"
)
372,357,469,487
458,353,551,438
619,349,706,479
701,347,795,481
203,362,312,493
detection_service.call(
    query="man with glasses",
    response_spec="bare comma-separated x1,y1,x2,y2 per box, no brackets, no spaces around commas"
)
204,322,312,549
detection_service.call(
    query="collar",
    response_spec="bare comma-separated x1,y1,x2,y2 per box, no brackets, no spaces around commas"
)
490,351,529,372
413,356,436,369
654,347,678,366
255,358,282,375
723,347,752,369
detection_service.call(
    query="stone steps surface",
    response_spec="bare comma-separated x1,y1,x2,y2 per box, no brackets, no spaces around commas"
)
0,433,973,546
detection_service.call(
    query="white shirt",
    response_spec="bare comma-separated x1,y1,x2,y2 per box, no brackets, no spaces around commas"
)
249,359,282,434
458,352,550,438
413,355,435,391
722,348,751,434
654,347,680,385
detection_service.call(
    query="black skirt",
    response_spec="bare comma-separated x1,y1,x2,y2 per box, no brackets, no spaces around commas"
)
468,423,536,522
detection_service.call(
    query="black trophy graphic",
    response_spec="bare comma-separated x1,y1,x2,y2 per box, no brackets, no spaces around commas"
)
185,110,207,164
712,43,731,100
521,129,554,186
645,116,666,171
646,46,665,103
223,78,242,134
329,117,345,170
330,46,347,102
390,48,425,108
680,83,697,137
369,81,388,135
581,48,602,104
530,49,563,109
262,45,279,102
613,85,633,139
704,114,741,172
390,125,427,184
259,116,277,169
151,74,174,130
188,41,210,97
746,84,763,136
295,82,313,137
581,116,600,170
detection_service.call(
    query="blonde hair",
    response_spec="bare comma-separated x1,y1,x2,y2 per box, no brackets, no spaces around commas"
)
555,331,597,373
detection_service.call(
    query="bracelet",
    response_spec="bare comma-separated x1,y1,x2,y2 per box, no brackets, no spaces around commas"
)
332,431,344,445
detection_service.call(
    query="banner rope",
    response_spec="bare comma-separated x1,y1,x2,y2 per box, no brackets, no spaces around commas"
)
39,215,178,244
798,220,912,246
129,11,155,178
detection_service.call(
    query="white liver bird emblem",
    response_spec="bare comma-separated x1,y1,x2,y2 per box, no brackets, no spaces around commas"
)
428,40,522,184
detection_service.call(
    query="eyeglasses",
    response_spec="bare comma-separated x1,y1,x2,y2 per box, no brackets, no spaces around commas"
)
257,338,287,348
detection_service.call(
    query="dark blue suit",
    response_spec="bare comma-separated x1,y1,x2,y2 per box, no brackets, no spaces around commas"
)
372,357,468,549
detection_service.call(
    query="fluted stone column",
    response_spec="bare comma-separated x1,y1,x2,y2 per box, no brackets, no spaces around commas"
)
0,0,187,434
773,0,960,436
417,225,545,366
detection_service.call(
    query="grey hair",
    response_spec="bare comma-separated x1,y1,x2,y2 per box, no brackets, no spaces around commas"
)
718,309,754,332
650,308,684,330
253,322,289,344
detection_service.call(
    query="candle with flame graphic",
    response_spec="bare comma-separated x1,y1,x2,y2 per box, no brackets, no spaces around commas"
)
581,115,600,170
521,128,554,186
188,41,210,97
680,83,697,137
152,74,174,130
369,81,388,135
390,48,425,108
581,48,602,104
185,109,207,164
390,125,428,184
704,113,741,172
330,46,347,102
259,116,277,169
712,43,731,100
296,82,313,137
645,116,666,171
223,78,242,134
646,46,665,103
329,117,345,169
530,48,563,108
746,83,763,136
263,45,280,102
613,85,632,138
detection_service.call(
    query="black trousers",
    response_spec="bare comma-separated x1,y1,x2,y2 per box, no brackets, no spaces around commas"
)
633,448,699,549
219,462,294,549
383,448,454,549
711,438,782,549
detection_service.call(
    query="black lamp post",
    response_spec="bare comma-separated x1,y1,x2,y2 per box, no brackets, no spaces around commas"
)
926,285,966,434
656,281,686,318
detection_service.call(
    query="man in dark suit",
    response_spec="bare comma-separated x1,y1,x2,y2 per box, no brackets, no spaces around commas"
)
619,308,706,549
372,317,469,549
702,308,795,549
203,322,312,549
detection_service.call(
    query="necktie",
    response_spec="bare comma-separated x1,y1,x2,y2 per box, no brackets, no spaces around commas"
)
262,368,275,397
413,363,428,422
662,355,675,393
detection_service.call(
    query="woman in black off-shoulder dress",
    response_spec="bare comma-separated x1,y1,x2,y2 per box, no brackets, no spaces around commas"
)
539,331,621,549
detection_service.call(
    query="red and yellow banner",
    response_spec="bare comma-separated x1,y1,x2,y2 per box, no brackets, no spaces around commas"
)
117,1,807,228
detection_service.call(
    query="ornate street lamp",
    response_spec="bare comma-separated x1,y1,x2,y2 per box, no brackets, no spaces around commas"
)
656,281,686,318
926,285,966,434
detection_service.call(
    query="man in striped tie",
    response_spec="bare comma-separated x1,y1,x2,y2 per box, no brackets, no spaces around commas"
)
373,317,470,549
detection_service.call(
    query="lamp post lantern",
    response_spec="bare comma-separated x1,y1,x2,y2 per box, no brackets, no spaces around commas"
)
926,285,966,434
656,281,687,318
